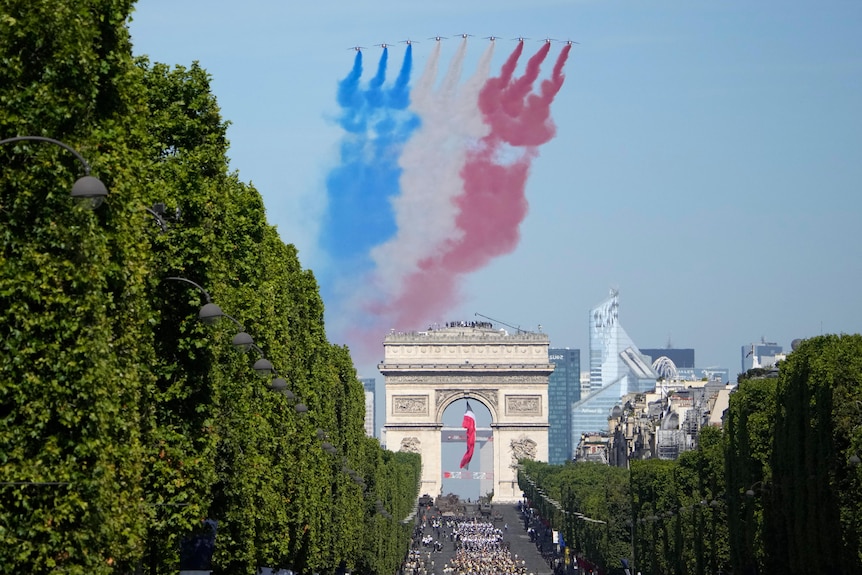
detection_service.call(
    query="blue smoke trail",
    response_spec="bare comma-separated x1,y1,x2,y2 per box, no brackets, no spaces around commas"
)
319,45,420,293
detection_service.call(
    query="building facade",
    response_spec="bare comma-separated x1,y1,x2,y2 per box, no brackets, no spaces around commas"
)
547,348,580,464
643,348,730,384
741,340,783,373
640,348,695,369
360,377,376,438
574,290,658,457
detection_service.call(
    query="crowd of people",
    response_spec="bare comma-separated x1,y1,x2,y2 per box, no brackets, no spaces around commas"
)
444,546,529,575
401,506,532,575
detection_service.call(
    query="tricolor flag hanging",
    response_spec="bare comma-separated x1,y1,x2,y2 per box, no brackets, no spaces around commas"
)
459,401,476,469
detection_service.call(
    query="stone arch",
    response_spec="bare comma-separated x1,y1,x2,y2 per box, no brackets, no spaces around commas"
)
380,324,552,502
434,389,499,423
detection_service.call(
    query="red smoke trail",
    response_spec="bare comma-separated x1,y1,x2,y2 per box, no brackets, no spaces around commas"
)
388,43,571,329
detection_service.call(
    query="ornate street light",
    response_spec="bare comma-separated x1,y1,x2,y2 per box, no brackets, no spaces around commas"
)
270,377,288,392
164,276,225,324
231,331,254,351
1,136,107,209
252,357,274,376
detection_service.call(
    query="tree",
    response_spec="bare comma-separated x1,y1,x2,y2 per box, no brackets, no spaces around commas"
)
1,2,153,572
1,4,422,573
769,334,862,575
521,460,630,573
723,374,777,575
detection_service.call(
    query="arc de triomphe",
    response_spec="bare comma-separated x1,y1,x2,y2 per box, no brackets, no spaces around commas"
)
380,323,552,503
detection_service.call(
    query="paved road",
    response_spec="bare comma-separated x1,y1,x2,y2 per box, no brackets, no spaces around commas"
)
495,502,555,575
407,502,556,575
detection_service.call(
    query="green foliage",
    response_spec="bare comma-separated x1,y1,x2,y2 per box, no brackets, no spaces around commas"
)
1,2,153,573
767,334,862,575
520,461,630,573
1,3,422,574
723,375,777,574
519,336,862,575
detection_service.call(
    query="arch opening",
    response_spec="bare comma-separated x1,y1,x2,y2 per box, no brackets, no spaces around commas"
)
440,398,494,501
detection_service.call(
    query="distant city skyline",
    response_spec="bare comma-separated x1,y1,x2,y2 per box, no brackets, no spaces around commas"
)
130,1,861,404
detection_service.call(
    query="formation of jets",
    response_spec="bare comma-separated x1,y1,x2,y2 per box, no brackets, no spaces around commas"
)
350,35,579,50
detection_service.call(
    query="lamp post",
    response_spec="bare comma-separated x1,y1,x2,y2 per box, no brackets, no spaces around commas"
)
1,135,104,490
1,135,108,208
164,276,225,323
625,519,635,575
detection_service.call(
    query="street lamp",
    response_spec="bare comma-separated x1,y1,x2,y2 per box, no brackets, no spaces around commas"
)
1,136,108,209
270,377,289,392
231,331,254,351
252,355,275,376
164,276,225,324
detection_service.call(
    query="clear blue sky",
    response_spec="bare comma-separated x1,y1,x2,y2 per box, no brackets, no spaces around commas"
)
129,1,862,410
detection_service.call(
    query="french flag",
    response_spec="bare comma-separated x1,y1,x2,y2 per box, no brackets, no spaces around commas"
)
459,402,476,469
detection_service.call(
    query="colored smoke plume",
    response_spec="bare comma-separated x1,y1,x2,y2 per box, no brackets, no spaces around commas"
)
319,43,570,363
319,46,418,309
387,42,570,330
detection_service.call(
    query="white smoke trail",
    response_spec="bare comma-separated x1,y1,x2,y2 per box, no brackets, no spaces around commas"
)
370,41,495,304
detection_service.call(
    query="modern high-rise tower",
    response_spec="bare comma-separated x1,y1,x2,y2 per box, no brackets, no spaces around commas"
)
547,348,580,463
640,348,695,369
360,377,376,437
741,340,783,373
573,289,658,456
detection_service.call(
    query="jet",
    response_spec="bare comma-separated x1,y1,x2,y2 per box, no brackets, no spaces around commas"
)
347,46,367,52
512,36,530,42
484,35,502,41
428,35,447,41
563,39,580,45
375,43,392,49
540,37,559,44
454,33,473,39
401,38,419,45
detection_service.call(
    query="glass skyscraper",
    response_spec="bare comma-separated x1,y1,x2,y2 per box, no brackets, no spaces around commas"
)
640,348,695,369
360,377,376,437
573,290,658,455
547,348,580,464
740,341,783,373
